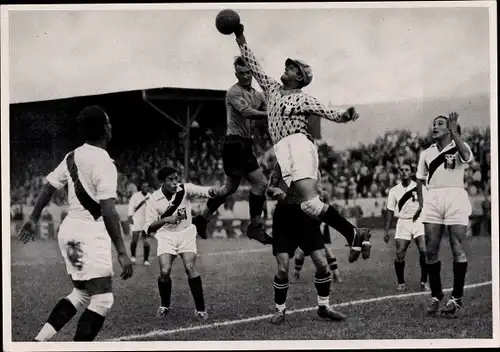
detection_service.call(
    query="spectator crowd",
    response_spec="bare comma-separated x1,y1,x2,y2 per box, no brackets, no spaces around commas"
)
10,125,491,207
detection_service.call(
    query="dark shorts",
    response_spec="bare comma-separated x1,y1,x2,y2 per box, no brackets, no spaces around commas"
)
272,203,325,257
323,225,331,244
222,135,259,178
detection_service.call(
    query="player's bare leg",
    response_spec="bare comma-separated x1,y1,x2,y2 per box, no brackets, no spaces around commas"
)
293,177,371,262
34,277,90,341
130,231,150,265
179,252,208,322
193,175,241,239
324,244,342,283
424,223,445,316
245,168,273,244
309,249,346,321
157,254,176,317
142,232,151,266
73,277,114,341
394,239,411,291
441,225,468,317
414,235,429,291
290,248,305,283
271,252,291,325
130,231,140,263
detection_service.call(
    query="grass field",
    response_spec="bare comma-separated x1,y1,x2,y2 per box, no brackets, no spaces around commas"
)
9,229,493,342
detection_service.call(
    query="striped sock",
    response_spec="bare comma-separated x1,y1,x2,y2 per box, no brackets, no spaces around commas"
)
314,272,332,307
327,257,338,271
273,276,289,310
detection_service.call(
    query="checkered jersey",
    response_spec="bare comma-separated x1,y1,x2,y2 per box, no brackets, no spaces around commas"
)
237,41,356,145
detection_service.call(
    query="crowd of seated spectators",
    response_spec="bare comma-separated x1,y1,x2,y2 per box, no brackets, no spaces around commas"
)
10,125,491,206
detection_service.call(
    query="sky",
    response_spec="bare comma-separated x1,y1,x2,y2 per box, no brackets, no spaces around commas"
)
7,4,492,106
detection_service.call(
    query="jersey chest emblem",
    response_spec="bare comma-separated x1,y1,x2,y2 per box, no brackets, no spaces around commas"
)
444,154,456,169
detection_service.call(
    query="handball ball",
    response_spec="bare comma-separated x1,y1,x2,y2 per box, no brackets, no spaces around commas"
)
215,9,240,35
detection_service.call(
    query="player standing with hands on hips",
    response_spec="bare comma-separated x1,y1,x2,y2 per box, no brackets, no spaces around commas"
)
384,164,428,292
18,105,133,341
414,112,473,317
218,12,372,262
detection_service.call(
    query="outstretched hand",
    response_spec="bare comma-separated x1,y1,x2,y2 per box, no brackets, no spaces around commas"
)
18,218,38,244
344,107,359,122
448,112,459,133
234,24,246,45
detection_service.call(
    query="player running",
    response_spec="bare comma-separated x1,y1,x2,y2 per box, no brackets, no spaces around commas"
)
384,163,428,292
266,164,346,324
229,24,371,262
143,166,224,322
193,56,271,245
128,180,152,265
18,105,134,341
414,113,473,317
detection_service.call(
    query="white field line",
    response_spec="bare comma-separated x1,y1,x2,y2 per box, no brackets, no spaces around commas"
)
106,281,492,341
11,247,270,267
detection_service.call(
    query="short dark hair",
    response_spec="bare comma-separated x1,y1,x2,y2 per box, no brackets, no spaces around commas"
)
233,56,246,67
400,163,413,172
433,115,448,124
433,115,462,135
157,167,178,182
77,105,108,141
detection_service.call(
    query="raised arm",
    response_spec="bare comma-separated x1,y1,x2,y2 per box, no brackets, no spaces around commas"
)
235,27,279,94
301,95,359,123
227,87,267,120
448,112,473,163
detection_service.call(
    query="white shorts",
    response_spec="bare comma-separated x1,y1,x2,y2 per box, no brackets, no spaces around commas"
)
58,217,114,281
395,218,425,241
273,133,319,187
156,224,197,256
421,188,472,226
131,220,146,233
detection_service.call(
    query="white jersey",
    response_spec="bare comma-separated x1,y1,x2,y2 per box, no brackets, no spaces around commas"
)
387,180,420,219
144,183,214,234
46,143,117,222
416,140,473,189
128,191,152,231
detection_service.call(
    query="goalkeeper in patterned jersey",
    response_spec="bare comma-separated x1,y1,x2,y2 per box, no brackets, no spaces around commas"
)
230,24,371,262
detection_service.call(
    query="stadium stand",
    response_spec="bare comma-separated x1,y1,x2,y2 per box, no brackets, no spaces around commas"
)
10,127,491,206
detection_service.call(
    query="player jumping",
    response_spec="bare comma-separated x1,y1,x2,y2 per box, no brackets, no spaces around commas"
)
266,164,346,324
384,163,428,292
230,24,371,262
18,105,134,341
143,166,224,322
193,56,271,245
128,180,152,265
414,113,473,317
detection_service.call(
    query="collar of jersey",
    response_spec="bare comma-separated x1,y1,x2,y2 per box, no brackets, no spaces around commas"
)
432,140,456,152
279,87,303,96
82,143,113,161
